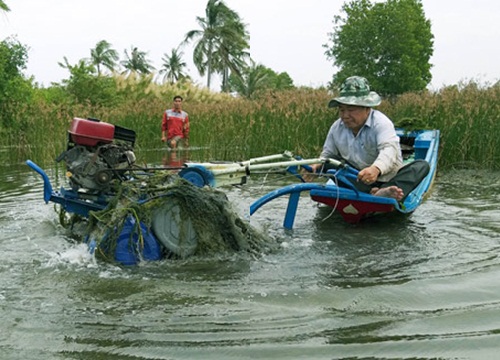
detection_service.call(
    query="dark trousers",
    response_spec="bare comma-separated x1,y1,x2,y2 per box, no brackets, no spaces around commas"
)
324,159,430,199
378,160,430,196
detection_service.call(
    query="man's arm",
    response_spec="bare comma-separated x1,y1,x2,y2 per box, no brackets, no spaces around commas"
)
372,141,401,176
161,113,168,142
183,115,190,146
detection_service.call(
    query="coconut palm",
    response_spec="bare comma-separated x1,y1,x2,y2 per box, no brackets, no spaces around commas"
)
228,60,270,98
183,0,249,90
90,40,119,76
58,56,93,74
211,18,250,92
121,46,155,75
159,47,188,84
0,1,9,12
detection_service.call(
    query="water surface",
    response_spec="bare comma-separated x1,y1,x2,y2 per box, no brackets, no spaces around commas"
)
1,159,500,359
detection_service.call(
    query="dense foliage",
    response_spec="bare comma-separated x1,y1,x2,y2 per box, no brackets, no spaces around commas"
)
228,61,295,98
325,0,433,96
2,71,499,171
0,38,33,134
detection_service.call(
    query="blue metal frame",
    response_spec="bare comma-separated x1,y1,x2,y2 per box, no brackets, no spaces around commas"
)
250,159,364,229
27,160,167,265
250,129,440,228
250,183,328,229
26,160,108,217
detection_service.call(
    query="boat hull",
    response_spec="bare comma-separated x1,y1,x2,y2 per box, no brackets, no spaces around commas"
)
310,129,440,223
250,129,440,228
311,195,396,224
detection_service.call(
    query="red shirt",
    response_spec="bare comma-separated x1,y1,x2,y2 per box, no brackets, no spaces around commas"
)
162,109,189,139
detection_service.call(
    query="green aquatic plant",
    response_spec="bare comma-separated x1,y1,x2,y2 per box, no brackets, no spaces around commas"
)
69,171,277,263
4,78,500,170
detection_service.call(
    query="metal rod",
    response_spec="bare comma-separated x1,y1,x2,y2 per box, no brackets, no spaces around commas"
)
242,151,294,165
114,166,186,172
189,152,293,170
208,157,342,176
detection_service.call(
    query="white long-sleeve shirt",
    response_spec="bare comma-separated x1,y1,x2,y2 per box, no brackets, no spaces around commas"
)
320,109,403,182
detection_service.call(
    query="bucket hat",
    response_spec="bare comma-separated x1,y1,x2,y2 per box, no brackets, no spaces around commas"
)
328,76,381,108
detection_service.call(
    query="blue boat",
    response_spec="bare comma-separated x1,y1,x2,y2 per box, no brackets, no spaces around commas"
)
250,129,440,228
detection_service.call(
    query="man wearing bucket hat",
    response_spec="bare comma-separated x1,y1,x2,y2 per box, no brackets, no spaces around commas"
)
307,76,429,201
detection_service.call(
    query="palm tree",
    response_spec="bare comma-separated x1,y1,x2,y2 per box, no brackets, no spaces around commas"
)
229,60,270,98
212,18,250,92
58,56,92,73
90,40,119,76
57,56,96,84
159,47,188,84
183,0,249,90
0,1,9,12
121,46,155,75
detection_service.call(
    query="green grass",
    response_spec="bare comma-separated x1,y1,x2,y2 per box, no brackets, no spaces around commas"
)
2,80,499,169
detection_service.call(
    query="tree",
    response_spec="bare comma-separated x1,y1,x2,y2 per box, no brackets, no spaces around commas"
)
159,47,188,84
274,72,295,91
228,60,294,98
324,0,433,96
0,1,10,12
183,0,249,90
90,40,119,76
58,56,118,106
121,46,155,75
0,37,33,128
58,56,94,76
211,17,250,92
228,61,269,98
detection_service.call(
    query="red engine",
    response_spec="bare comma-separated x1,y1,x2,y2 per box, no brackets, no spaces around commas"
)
69,117,115,146
56,118,137,193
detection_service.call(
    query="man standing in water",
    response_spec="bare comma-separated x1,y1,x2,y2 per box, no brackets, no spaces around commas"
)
161,95,190,149
307,76,429,201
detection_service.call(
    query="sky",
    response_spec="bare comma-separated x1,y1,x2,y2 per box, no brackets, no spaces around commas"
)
1,0,499,91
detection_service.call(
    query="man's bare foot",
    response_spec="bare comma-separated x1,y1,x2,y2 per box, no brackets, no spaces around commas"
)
370,186,404,201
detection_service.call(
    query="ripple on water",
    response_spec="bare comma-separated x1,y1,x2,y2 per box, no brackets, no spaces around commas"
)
2,168,500,359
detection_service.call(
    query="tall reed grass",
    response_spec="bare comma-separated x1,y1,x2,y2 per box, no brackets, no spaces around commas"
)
380,81,500,168
2,79,499,169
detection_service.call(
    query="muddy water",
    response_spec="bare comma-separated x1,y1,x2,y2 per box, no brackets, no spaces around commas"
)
1,159,500,359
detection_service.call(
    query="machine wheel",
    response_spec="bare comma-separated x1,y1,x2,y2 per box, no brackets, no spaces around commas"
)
151,198,198,257
178,167,210,187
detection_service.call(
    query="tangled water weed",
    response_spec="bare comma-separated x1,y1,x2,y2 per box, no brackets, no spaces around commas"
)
63,172,277,264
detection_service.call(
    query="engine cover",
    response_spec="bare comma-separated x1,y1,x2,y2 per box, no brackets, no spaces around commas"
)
58,143,136,193
69,117,115,146
57,118,137,193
